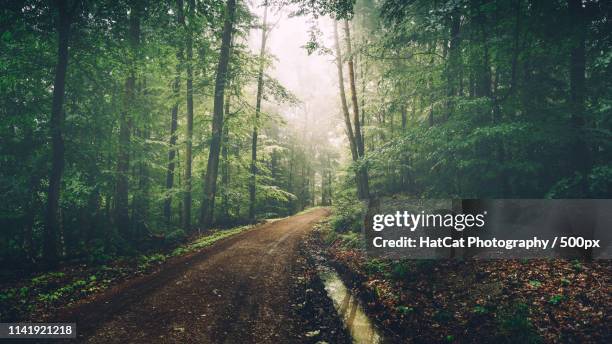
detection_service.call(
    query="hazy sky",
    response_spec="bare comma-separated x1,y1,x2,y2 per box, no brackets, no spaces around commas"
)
248,1,345,149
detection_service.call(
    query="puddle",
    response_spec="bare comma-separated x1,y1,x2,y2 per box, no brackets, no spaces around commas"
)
318,267,383,344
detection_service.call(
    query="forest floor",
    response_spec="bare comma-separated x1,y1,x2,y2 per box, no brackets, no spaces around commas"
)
32,208,350,343
315,219,611,343
3,209,609,343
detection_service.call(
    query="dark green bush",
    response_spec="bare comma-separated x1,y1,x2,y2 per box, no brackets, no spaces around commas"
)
390,260,412,281
496,303,541,343
330,195,365,233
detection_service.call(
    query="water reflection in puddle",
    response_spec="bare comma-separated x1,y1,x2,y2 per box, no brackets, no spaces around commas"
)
319,268,383,344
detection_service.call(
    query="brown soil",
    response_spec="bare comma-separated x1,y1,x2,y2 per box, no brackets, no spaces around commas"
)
52,208,345,343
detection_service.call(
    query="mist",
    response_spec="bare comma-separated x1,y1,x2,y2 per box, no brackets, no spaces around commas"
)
248,1,346,152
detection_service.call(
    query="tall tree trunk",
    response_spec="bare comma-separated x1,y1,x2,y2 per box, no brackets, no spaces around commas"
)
221,95,231,222
43,0,72,265
200,0,237,229
344,20,364,157
134,87,150,238
24,173,39,261
333,20,362,200
343,19,369,199
177,149,183,226
183,0,195,231
115,2,140,241
333,21,357,161
23,126,39,260
568,0,591,196
164,0,184,227
509,0,521,93
249,2,268,222
446,11,461,120
474,1,491,98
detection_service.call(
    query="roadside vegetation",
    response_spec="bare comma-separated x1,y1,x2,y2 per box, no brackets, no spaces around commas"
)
0,223,257,322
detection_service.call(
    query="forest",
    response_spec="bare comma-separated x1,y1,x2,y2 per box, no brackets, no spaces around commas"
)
2,0,609,267
0,0,611,341
1,0,338,267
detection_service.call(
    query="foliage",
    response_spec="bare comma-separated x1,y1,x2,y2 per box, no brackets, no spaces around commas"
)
327,241,608,343
0,0,333,265
496,303,541,343
0,221,255,321
327,0,612,199
329,189,365,232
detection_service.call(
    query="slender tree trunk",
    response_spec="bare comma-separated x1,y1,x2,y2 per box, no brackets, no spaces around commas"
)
43,0,72,265
221,95,231,222
446,11,461,120
249,2,268,222
183,0,195,231
474,1,491,98
23,126,38,260
344,20,364,157
164,0,184,227
510,0,521,93
200,0,237,229
24,173,39,261
568,0,591,196
177,149,183,226
135,80,150,238
288,142,295,193
334,20,367,198
115,2,140,241
343,19,369,199
333,21,357,162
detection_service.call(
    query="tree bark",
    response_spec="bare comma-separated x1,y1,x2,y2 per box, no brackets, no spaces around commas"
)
333,20,358,163
183,0,195,231
200,0,237,229
568,0,591,195
43,0,72,265
164,0,184,227
343,19,369,199
446,11,461,120
221,95,231,221
344,20,364,157
474,1,491,98
249,2,268,223
115,2,140,241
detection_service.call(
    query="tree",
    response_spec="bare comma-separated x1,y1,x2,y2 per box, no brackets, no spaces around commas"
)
568,0,591,196
163,0,185,227
183,0,196,231
43,0,76,265
200,0,238,229
115,1,141,241
342,19,369,199
332,19,368,200
249,1,269,222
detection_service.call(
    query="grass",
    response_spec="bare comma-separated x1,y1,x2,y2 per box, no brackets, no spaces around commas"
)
171,224,255,256
296,206,324,216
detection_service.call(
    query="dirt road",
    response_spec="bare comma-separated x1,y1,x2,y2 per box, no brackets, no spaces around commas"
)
57,208,344,343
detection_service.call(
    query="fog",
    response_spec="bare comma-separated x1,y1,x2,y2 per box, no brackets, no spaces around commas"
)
247,1,346,150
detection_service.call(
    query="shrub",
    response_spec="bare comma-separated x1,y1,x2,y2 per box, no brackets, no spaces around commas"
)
165,229,186,244
390,260,412,281
496,303,541,343
330,199,365,233
364,258,389,276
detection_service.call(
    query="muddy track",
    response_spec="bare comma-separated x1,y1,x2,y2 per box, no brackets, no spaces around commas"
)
53,209,339,343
